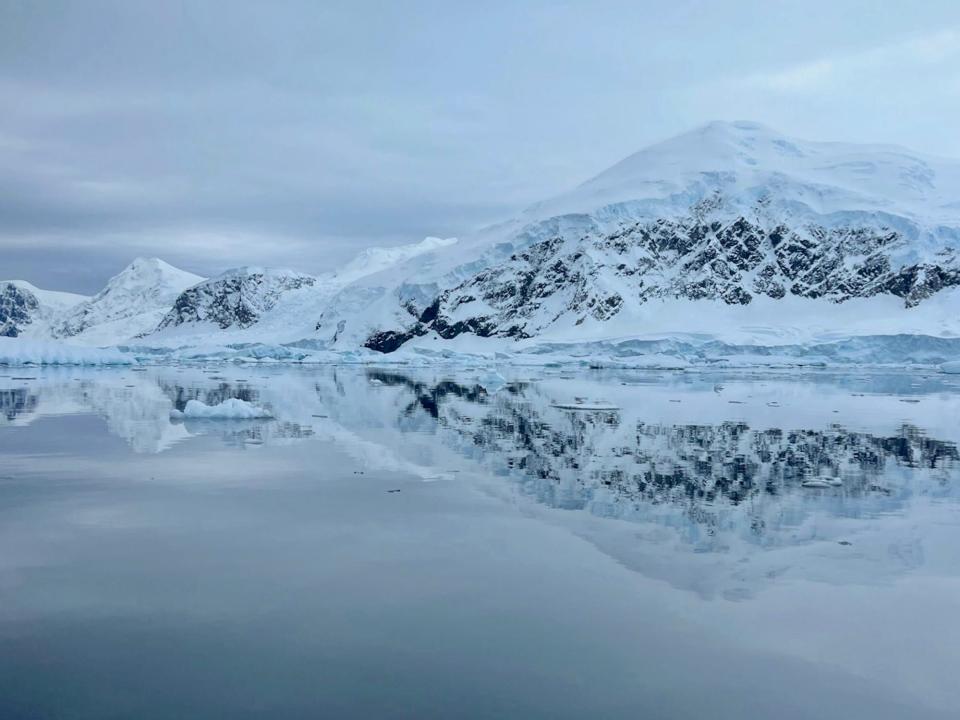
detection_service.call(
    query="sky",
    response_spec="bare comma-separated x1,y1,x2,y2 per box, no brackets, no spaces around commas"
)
2,0,959,293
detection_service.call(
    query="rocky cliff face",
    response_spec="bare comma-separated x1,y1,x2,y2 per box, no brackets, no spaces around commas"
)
366,208,960,351
360,122,960,352
0,283,40,337
4,121,960,357
157,269,317,331
0,281,88,339
54,258,203,341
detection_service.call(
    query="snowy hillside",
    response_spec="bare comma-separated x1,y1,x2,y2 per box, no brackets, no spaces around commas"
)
155,267,317,333
0,280,87,338
534,120,960,223
55,258,203,344
3,121,960,367
1,237,461,351
144,236,460,346
308,121,960,356
333,236,458,285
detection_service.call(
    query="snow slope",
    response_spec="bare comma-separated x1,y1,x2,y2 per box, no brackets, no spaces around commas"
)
56,257,204,344
143,236,459,347
333,236,458,285
0,280,88,338
536,120,960,224
307,121,960,361
3,121,960,367
155,266,317,334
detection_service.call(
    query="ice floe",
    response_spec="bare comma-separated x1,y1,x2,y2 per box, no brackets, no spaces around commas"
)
170,398,273,420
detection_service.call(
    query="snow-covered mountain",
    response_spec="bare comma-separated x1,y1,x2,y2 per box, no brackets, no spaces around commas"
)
0,280,88,338
4,121,960,366
1,237,461,350
54,258,204,343
323,121,960,354
148,236,460,344
333,236,458,286
155,267,317,332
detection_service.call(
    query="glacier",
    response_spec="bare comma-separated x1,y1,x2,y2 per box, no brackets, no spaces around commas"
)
0,338,135,366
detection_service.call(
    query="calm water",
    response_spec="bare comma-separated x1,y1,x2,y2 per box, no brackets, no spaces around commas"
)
1,365,959,719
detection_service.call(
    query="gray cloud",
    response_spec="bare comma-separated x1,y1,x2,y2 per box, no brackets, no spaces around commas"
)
2,0,959,293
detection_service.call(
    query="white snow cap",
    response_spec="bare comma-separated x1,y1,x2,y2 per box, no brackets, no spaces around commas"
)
335,236,458,284
533,119,960,223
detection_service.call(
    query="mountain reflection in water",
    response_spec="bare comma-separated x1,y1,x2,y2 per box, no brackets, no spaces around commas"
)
2,365,959,597
4,365,960,718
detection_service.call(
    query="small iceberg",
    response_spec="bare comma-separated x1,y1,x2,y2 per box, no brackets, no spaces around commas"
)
170,398,273,420
802,477,843,489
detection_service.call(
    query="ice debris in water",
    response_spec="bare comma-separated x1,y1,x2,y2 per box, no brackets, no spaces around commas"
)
940,360,960,374
170,398,273,420
802,477,844,489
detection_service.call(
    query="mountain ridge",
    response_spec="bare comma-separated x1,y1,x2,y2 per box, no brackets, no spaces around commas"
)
4,121,960,364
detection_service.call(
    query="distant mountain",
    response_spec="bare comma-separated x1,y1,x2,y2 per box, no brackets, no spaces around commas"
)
155,267,317,332
150,236,460,344
0,280,87,338
54,258,204,343
2,237,462,348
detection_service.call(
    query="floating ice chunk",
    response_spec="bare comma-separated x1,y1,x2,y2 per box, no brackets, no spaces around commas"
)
940,360,960,374
170,398,273,420
802,477,843,489
475,369,507,393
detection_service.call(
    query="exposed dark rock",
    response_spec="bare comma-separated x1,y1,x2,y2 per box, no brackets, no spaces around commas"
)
363,204,960,352
0,283,39,338
157,272,316,331
364,325,428,353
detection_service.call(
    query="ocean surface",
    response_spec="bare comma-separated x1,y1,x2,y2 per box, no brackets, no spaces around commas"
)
1,365,959,719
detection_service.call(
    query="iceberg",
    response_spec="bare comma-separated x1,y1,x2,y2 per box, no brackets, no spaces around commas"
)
170,398,274,420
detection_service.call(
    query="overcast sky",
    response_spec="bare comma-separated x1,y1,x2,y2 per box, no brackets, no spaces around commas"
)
2,0,959,293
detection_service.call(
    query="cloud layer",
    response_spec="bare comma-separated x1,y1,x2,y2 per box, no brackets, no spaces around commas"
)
2,1,959,292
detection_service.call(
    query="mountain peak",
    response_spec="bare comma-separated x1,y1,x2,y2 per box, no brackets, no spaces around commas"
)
524,120,960,224
689,119,779,140
127,256,164,268
211,266,314,281
118,257,196,278
52,258,205,341
583,120,801,188
101,258,203,297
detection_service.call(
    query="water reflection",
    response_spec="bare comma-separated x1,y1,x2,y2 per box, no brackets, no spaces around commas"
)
2,365,959,596
3,366,960,717
0,386,37,421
